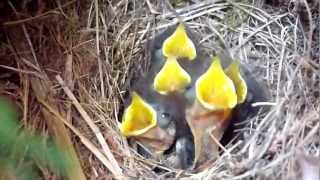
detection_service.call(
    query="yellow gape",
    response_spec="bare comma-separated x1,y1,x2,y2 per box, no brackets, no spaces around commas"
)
120,92,157,137
154,57,191,95
225,60,248,104
162,23,196,60
195,56,237,110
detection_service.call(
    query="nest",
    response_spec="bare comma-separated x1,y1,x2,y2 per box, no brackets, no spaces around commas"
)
0,0,319,179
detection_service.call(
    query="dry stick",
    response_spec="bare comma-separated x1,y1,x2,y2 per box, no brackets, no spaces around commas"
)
206,19,228,49
14,29,87,174
161,0,222,18
238,3,272,19
94,0,105,99
28,75,86,180
22,77,29,125
63,54,74,122
209,130,231,157
145,0,160,14
99,12,115,93
302,0,313,61
251,102,277,107
185,168,210,180
240,103,279,153
169,3,227,21
3,0,76,26
232,13,288,52
298,123,320,147
87,2,94,28
38,99,121,178
276,36,288,102
56,75,123,175
137,5,227,34
21,58,42,72
112,98,133,169
231,152,293,180
22,25,41,68
7,8,85,177
0,65,44,79
226,0,267,23
255,120,277,160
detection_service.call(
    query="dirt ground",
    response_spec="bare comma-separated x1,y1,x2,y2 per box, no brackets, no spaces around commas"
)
0,0,319,179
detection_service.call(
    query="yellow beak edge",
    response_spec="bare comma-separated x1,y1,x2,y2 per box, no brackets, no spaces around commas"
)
153,57,191,95
120,92,157,137
162,23,197,60
225,60,248,104
195,56,237,110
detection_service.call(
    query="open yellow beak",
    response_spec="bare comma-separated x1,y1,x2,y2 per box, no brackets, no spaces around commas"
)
120,92,157,137
153,57,191,94
225,60,247,104
162,23,196,60
195,56,237,110
187,57,248,167
120,92,175,154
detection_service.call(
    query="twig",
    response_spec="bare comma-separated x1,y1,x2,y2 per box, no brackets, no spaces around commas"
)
302,0,314,60
227,0,268,23
3,0,76,26
138,5,227,34
251,102,277,107
209,128,231,157
0,65,44,79
276,36,287,102
38,98,123,178
94,0,105,99
233,13,288,52
63,54,74,122
56,75,123,176
145,0,160,14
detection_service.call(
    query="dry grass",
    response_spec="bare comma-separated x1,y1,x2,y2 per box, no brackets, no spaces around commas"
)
0,0,319,179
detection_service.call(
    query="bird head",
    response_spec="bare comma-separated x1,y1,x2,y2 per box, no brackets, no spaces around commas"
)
120,92,157,137
195,56,238,110
186,55,248,167
120,92,175,154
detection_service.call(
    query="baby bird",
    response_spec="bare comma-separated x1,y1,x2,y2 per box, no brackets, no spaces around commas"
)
120,92,176,156
186,55,240,167
186,51,269,168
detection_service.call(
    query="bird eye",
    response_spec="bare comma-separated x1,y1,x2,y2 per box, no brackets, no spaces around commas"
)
158,112,172,129
161,112,170,119
185,85,192,91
